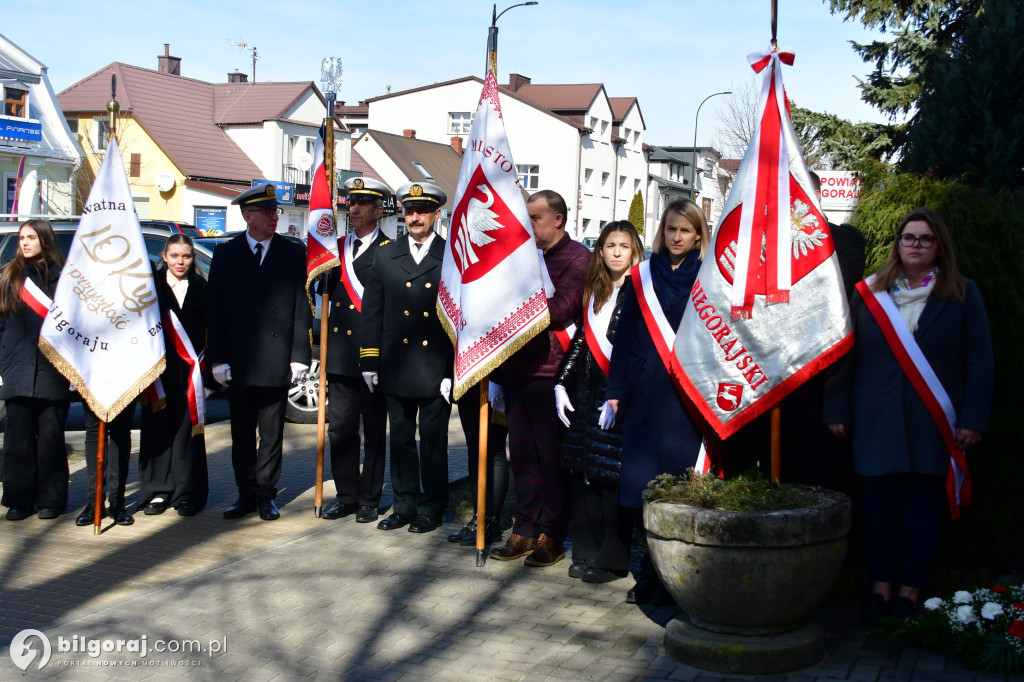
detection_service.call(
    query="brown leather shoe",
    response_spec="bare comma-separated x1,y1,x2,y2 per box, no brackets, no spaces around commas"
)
524,533,565,567
489,533,538,561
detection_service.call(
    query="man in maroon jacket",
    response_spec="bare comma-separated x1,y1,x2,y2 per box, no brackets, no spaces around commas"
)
490,190,590,567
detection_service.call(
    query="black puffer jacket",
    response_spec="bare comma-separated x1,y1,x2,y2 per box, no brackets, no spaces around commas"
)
0,260,70,401
554,284,626,484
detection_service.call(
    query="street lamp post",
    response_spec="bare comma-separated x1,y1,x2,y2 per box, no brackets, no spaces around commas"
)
487,2,539,75
691,90,731,199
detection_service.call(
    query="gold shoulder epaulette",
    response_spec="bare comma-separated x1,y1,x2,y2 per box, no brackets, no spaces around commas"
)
379,239,391,246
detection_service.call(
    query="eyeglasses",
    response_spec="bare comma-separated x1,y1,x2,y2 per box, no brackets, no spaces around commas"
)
247,207,283,217
899,233,936,248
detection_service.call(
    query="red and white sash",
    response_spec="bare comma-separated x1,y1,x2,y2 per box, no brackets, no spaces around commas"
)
856,276,971,519
631,261,679,377
553,320,577,353
20,278,51,318
339,233,366,312
164,309,206,436
583,294,613,376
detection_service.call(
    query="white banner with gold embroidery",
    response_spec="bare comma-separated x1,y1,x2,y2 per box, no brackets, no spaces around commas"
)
39,138,165,421
438,71,550,401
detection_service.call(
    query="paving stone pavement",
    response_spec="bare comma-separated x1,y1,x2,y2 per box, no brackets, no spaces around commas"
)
0,413,1009,680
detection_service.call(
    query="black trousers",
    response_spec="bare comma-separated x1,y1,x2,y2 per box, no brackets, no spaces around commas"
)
862,472,947,589
2,397,69,511
456,390,508,516
228,386,286,501
84,402,135,511
386,394,450,519
327,373,387,508
570,471,632,572
139,395,208,510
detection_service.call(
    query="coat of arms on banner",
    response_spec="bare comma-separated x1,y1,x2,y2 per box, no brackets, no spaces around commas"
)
450,166,531,283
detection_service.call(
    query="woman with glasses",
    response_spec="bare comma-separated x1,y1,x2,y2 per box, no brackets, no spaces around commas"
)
0,220,70,520
138,234,209,517
825,207,993,623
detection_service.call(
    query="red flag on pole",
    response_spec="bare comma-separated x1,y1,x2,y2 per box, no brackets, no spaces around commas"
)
673,48,853,439
438,71,550,401
305,124,339,290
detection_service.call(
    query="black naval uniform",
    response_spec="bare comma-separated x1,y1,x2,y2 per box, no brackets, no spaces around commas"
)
359,235,453,521
322,228,389,511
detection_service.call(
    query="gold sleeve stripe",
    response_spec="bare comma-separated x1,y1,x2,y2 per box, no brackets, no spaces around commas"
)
359,348,380,357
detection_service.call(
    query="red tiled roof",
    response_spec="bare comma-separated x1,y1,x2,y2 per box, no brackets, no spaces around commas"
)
514,83,604,113
355,130,463,209
58,63,320,183
719,159,741,173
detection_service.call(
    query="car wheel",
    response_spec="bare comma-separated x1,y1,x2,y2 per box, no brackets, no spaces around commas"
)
286,357,324,424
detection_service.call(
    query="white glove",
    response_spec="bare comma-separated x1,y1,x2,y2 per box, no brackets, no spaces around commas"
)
0,375,3,386
440,378,451,404
362,371,378,393
554,384,574,428
488,381,505,413
213,363,232,386
290,363,309,383
598,401,616,430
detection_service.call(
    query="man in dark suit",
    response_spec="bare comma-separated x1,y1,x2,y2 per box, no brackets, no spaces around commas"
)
320,177,391,523
207,184,312,521
359,181,454,534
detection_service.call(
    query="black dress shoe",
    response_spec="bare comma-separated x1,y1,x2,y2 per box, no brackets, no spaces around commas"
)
581,566,629,584
257,499,280,521
322,499,357,520
223,497,257,519
113,509,135,526
408,514,440,533
459,515,502,546
448,514,476,542
75,506,105,526
143,499,168,515
568,559,593,579
355,505,378,523
377,512,413,530
176,503,199,517
6,508,33,521
37,508,62,520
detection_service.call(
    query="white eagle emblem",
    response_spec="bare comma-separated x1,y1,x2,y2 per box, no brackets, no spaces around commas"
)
457,184,503,266
790,198,828,258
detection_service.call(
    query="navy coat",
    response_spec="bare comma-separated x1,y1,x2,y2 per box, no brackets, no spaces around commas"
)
0,260,70,402
205,233,312,388
823,280,993,477
358,235,453,398
605,257,703,508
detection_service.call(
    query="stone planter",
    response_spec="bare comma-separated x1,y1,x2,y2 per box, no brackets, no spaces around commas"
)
644,487,851,674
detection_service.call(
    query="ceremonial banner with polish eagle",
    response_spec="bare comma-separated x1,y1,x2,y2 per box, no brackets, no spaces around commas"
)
673,49,852,439
438,71,550,401
38,138,165,421
305,123,339,291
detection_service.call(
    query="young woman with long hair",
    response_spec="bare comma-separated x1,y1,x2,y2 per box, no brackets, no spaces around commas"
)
553,220,644,583
0,220,70,520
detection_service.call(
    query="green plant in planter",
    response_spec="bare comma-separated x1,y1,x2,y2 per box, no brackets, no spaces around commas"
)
643,469,819,512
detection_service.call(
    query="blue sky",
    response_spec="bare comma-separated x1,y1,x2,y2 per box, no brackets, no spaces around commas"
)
7,0,890,146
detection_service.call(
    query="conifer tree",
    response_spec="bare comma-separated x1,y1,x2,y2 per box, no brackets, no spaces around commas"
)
627,191,644,235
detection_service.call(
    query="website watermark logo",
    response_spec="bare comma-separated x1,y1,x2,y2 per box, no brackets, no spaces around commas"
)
10,629,52,670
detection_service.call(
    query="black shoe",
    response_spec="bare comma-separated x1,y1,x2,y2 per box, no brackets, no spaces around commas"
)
6,508,33,521
890,596,917,620
448,514,476,542
861,593,889,625
408,514,440,533
113,509,135,526
176,503,199,517
37,508,62,520
460,515,502,546
257,499,280,521
322,499,357,520
143,499,168,515
582,566,629,584
75,506,105,526
355,505,378,523
627,555,659,604
568,559,592,579
223,497,257,519
377,512,413,530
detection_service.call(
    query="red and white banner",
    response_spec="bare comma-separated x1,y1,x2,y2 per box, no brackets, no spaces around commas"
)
856,277,971,518
438,71,550,400
673,49,852,439
38,137,165,421
305,123,339,292
583,296,612,377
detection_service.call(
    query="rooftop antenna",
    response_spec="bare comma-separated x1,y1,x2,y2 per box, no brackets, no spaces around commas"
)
226,38,259,82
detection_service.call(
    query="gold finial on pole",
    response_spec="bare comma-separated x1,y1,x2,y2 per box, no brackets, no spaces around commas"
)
106,74,120,145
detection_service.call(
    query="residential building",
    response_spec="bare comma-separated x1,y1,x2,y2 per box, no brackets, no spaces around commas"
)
647,145,735,238
1,33,83,217
58,45,350,234
360,74,647,244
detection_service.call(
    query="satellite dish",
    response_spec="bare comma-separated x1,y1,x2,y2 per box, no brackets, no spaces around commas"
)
155,170,175,192
296,151,314,171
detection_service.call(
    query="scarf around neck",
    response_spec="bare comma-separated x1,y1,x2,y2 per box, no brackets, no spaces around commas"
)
650,249,701,314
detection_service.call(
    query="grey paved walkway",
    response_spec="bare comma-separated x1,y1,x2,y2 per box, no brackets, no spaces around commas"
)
0,413,1009,680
